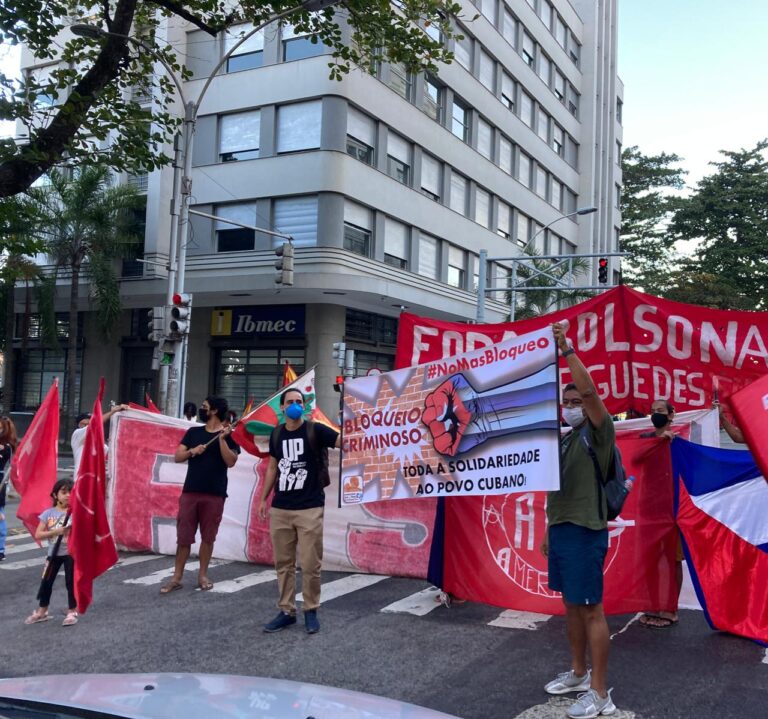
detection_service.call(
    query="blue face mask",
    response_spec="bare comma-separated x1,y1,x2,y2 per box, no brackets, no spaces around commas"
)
285,402,304,420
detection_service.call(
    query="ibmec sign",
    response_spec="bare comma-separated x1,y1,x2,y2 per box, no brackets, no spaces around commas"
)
210,305,305,337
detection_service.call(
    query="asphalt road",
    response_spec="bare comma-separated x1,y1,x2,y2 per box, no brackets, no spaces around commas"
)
1,497,766,719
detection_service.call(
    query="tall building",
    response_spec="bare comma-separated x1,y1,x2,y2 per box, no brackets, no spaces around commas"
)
11,0,622,421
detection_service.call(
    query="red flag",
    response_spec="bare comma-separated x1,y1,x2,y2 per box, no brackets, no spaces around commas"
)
69,379,119,613
144,393,161,414
282,361,298,386
12,380,60,541
729,374,768,481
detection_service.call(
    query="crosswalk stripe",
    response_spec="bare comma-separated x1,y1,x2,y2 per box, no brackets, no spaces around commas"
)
487,610,551,630
3,540,42,555
210,569,277,593
122,559,231,586
381,586,443,616
0,556,47,570
113,554,164,569
297,573,388,603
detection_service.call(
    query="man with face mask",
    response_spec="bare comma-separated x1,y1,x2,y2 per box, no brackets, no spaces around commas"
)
258,388,340,634
639,400,676,440
160,395,240,594
541,323,618,719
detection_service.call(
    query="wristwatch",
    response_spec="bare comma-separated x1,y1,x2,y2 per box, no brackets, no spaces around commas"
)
562,347,575,357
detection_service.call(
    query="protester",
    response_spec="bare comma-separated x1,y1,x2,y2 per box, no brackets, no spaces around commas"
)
713,400,745,443
258,388,340,634
71,403,129,477
541,323,617,718
183,402,198,423
0,415,19,561
24,479,78,626
160,396,239,594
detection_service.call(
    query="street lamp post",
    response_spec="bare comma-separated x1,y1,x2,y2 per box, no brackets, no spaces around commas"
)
475,206,598,323
72,0,341,416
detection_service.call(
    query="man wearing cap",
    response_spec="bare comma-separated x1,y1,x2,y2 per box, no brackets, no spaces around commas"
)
71,405,129,479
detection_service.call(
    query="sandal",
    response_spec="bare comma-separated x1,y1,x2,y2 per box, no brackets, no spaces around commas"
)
62,611,78,627
198,580,214,591
160,580,183,595
639,613,678,629
24,610,51,625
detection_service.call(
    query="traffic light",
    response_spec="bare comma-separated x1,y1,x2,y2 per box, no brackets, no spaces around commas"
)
332,341,346,369
598,257,608,284
146,306,165,342
168,292,192,336
275,241,294,286
333,374,344,393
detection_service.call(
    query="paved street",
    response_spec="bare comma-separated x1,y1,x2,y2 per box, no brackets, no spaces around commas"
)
1,497,765,719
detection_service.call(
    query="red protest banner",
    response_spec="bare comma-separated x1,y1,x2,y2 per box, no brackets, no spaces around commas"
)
395,286,768,415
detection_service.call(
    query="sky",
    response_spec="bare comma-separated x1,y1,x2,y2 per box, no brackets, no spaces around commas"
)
2,1,767,187
617,0,768,188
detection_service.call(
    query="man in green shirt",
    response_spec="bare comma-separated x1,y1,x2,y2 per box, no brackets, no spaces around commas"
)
541,323,617,719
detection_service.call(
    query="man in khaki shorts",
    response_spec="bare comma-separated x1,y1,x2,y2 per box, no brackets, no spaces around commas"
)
258,388,340,634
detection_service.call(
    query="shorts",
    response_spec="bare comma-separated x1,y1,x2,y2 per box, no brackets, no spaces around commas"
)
177,492,225,545
548,522,608,606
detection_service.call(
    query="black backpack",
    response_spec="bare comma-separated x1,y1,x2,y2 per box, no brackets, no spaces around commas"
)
270,420,331,488
578,424,628,521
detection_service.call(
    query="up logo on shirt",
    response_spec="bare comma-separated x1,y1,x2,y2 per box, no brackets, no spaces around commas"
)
282,438,304,461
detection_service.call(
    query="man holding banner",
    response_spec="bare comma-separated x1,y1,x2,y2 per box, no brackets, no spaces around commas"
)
543,323,617,719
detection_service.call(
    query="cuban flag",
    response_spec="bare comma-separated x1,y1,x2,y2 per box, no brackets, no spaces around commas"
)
672,438,768,645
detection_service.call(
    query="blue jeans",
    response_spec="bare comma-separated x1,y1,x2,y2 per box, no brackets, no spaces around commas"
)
0,506,6,553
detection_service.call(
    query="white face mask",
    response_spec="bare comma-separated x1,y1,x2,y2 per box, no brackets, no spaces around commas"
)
562,407,586,427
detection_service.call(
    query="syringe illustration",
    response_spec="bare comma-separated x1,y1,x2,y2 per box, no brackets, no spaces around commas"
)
422,367,559,456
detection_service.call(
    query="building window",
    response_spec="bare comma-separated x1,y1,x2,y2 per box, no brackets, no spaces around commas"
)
516,213,530,247
17,348,82,413
522,32,535,67
451,98,470,142
615,183,621,208
454,32,472,71
552,125,565,156
535,165,548,198
554,71,566,102
539,0,553,29
421,153,442,201
565,135,579,167
566,189,578,214
346,308,399,344
551,180,562,210
273,195,318,247
388,62,414,101
224,24,264,72
450,172,468,215
617,98,623,124
347,107,375,165
477,117,493,160
423,75,444,122
475,187,491,228
478,49,495,91
277,100,322,153
418,233,439,279
538,54,551,86
502,8,517,47
215,202,257,252
282,23,328,61
555,16,567,47
520,90,534,128
344,201,372,257
216,348,305,410
479,0,496,24
517,151,531,187
501,73,515,110
499,135,513,174
384,217,409,269
219,110,260,162
353,351,395,377
537,107,549,142
497,201,511,238
567,83,580,117
496,263,512,292
568,31,581,66
387,132,411,185
447,245,466,288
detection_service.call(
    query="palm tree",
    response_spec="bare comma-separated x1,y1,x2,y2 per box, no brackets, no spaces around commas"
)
26,166,143,434
508,242,594,321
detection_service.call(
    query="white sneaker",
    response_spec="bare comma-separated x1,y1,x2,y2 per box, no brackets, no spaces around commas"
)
566,688,616,718
544,669,591,695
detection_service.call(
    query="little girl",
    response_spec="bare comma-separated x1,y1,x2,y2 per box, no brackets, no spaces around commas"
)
25,478,78,627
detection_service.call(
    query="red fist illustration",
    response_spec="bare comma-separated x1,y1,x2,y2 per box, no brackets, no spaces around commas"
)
423,378,472,456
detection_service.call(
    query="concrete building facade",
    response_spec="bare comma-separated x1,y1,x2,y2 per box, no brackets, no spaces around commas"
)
11,0,622,423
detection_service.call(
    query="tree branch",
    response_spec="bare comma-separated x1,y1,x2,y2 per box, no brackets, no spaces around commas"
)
145,0,228,35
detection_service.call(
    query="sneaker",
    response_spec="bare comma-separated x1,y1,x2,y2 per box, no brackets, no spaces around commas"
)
263,611,296,633
545,669,592,695
304,610,320,634
0,552,5,561
566,689,616,719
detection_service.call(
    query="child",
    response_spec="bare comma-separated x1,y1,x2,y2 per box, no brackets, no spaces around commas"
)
25,479,78,627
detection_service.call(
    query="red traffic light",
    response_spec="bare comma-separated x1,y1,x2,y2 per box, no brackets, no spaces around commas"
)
598,258,608,268
173,292,191,306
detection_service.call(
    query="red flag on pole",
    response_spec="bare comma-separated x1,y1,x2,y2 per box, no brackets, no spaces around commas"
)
144,393,161,414
11,379,60,541
729,374,768,481
69,378,119,613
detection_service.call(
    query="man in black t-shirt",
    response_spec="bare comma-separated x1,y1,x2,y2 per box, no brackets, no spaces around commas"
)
160,396,239,595
258,388,339,634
